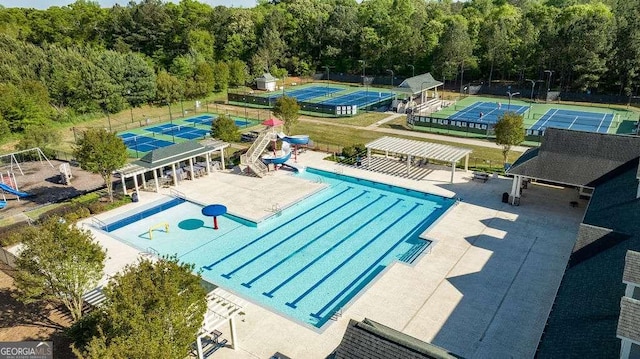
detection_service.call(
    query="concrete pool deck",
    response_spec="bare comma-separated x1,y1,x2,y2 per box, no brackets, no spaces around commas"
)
83,150,583,359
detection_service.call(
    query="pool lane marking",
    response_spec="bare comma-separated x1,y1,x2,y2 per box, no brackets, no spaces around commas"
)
284,202,422,309
201,186,353,270
310,208,433,319
241,193,387,288
220,190,370,279
262,198,404,298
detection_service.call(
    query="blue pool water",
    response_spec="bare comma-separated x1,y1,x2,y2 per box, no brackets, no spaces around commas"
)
104,168,455,328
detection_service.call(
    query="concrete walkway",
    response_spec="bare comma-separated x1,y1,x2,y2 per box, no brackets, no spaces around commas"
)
85,150,581,359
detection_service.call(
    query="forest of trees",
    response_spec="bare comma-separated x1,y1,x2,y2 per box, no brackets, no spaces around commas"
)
0,0,638,137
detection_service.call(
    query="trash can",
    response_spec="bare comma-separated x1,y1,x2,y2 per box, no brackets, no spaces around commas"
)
502,192,509,203
131,192,139,203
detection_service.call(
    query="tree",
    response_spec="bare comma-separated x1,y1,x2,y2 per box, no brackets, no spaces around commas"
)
14,218,106,323
75,258,207,359
273,96,300,134
210,113,240,142
74,128,128,202
494,112,525,165
16,124,60,153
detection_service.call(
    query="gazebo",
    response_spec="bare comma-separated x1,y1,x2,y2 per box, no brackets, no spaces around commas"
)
116,139,229,198
392,73,443,105
365,136,472,183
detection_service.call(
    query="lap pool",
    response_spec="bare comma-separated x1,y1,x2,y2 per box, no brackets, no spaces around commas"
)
101,168,455,329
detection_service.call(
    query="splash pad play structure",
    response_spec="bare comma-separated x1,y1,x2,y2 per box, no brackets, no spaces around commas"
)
202,204,228,230
239,118,310,177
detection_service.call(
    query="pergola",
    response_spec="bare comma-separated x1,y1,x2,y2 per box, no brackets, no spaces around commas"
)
116,139,229,197
195,289,244,359
365,136,472,183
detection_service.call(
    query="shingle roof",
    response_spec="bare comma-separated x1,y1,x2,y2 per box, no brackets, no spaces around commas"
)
393,73,443,95
256,73,277,82
536,163,640,358
617,297,640,342
135,140,228,169
333,318,461,359
507,128,640,186
623,251,640,286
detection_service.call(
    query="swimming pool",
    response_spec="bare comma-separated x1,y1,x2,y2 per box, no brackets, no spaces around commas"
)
103,168,455,328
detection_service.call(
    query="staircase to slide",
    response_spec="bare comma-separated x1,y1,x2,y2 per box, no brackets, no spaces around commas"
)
240,129,274,177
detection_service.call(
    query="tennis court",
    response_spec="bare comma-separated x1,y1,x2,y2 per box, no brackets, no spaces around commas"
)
448,101,528,124
268,86,343,101
146,124,209,140
184,114,256,128
118,133,174,153
319,90,395,108
530,109,614,133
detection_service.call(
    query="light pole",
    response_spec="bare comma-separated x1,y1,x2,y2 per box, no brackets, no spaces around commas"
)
358,60,366,86
525,79,542,102
323,65,331,81
127,90,134,123
386,69,394,87
408,64,415,78
544,70,554,102
507,91,520,110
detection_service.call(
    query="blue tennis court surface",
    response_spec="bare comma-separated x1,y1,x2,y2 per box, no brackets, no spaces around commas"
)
184,115,215,125
184,115,255,128
118,133,174,153
530,109,613,133
146,124,209,140
269,86,343,101
319,91,394,108
448,101,528,124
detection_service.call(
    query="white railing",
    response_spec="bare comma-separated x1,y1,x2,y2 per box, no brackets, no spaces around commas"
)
243,130,273,163
145,246,160,257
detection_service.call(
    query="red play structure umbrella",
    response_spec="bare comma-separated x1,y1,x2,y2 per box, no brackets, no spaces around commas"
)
262,118,283,127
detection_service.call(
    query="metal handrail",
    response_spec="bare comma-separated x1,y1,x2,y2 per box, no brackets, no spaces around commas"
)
92,217,107,229
170,188,186,199
145,247,160,257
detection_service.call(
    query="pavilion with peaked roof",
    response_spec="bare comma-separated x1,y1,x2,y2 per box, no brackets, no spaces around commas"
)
392,73,443,104
116,139,229,197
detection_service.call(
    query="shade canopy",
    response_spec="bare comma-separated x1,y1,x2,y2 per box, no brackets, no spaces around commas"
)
262,118,284,127
201,204,227,217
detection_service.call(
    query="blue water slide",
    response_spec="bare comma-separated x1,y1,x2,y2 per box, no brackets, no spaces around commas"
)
0,183,30,197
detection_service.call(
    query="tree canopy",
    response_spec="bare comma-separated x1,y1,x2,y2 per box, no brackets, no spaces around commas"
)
14,218,106,323
73,128,128,202
494,111,525,165
273,96,301,134
74,257,207,359
0,0,639,142
210,113,240,143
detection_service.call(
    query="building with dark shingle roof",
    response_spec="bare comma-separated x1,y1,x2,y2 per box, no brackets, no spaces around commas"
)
332,318,462,359
505,128,640,358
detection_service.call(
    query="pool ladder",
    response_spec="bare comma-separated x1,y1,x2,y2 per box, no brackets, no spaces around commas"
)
92,217,107,230
331,309,343,321
271,203,282,215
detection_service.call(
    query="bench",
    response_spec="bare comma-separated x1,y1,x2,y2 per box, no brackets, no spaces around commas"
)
472,172,489,182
